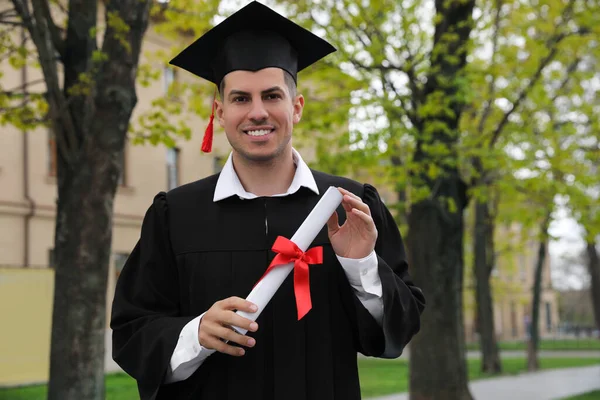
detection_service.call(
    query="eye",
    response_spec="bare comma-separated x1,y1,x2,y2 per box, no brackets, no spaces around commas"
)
265,93,282,100
232,96,248,103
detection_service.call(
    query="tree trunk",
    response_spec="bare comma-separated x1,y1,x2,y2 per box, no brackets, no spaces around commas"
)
408,190,471,400
474,199,502,373
527,215,550,372
586,241,600,333
408,0,475,398
45,2,152,399
48,147,118,400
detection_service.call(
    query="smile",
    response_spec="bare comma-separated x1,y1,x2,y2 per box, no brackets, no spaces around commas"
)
244,128,274,137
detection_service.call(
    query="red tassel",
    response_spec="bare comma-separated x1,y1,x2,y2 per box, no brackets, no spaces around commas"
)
201,87,217,153
201,114,214,153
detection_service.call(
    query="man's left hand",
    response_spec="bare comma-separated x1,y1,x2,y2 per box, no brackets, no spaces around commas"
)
326,187,378,259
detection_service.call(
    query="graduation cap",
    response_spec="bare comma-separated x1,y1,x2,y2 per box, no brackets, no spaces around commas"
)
169,1,336,153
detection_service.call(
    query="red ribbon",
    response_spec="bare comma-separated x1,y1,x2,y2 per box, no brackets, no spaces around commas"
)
256,236,323,320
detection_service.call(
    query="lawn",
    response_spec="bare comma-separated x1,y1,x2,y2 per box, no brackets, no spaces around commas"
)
358,357,600,398
1,357,599,400
559,390,600,400
466,338,600,351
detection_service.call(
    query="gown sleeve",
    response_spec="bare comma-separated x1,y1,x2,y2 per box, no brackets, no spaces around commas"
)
343,183,426,358
110,192,194,400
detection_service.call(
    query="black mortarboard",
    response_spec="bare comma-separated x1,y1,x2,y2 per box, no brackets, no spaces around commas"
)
168,1,336,153
169,1,336,86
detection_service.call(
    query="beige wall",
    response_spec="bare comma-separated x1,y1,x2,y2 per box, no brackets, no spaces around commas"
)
0,268,54,386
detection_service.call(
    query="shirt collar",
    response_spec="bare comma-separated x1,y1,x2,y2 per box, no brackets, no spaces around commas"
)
213,148,319,202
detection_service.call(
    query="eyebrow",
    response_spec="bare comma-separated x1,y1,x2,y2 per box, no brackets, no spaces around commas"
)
228,86,285,99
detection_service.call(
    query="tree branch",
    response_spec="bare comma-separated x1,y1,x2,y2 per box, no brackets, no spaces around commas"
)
0,44,23,64
488,28,584,148
395,0,425,106
1,78,47,95
11,0,76,166
0,8,18,21
0,20,24,26
381,69,419,128
477,0,502,136
35,0,65,60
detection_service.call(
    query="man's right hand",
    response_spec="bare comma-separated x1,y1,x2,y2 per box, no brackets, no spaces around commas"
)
198,296,259,356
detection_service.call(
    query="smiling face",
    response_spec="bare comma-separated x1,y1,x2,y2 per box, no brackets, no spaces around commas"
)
215,67,304,163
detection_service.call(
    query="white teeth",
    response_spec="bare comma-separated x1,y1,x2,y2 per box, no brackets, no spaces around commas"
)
246,129,271,136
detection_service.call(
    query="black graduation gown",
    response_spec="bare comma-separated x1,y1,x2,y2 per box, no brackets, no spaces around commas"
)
110,170,425,400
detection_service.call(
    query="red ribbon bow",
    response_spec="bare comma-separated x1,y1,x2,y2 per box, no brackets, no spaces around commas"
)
256,236,323,320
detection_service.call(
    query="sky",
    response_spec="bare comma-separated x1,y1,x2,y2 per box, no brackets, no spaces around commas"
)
548,206,590,290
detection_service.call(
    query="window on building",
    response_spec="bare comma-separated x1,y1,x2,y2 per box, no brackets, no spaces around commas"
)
167,147,180,190
48,129,57,176
510,301,517,338
518,253,527,281
164,66,175,94
545,301,552,333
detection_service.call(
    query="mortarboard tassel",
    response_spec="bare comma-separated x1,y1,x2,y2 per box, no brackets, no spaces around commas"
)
201,87,217,153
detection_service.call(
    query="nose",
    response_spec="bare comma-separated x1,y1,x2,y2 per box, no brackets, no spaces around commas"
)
248,98,269,121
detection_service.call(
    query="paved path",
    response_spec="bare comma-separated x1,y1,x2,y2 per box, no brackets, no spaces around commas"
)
389,349,600,359
367,365,600,400
358,350,600,362
468,350,600,359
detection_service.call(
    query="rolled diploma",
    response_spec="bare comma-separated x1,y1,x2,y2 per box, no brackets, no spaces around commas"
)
206,186,342,353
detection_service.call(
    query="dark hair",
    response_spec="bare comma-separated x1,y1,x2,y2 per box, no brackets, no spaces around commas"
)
218,69,297,99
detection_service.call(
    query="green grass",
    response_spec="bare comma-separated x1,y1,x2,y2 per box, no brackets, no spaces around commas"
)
358,357,600,398
1,357,598,400
0,374,138,400
559,390,600,400
465,338,600,351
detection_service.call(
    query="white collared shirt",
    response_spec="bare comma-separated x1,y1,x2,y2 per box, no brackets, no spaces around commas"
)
213,148,319,201
165,148,383,383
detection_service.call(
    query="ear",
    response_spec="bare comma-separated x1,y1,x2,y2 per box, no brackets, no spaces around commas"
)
215,99,225,128
292,94,304,124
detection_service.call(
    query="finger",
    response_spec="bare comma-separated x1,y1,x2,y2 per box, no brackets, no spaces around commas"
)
219,297,258,313
338,187,361,201
343,195,371,216
205,336,246,356
199,325,245,355
213,324,257,348
341,197,353,213
201,321,256,348
220,311,260,333
326,211,339,233
350,208,377,232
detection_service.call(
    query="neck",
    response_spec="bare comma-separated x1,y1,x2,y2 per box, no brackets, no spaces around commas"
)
232,147,296,196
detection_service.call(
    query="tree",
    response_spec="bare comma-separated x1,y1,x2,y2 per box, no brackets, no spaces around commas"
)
585,242,600,333
1,1,151,398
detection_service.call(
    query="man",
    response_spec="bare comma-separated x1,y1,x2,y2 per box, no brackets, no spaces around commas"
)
110,2,425,400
